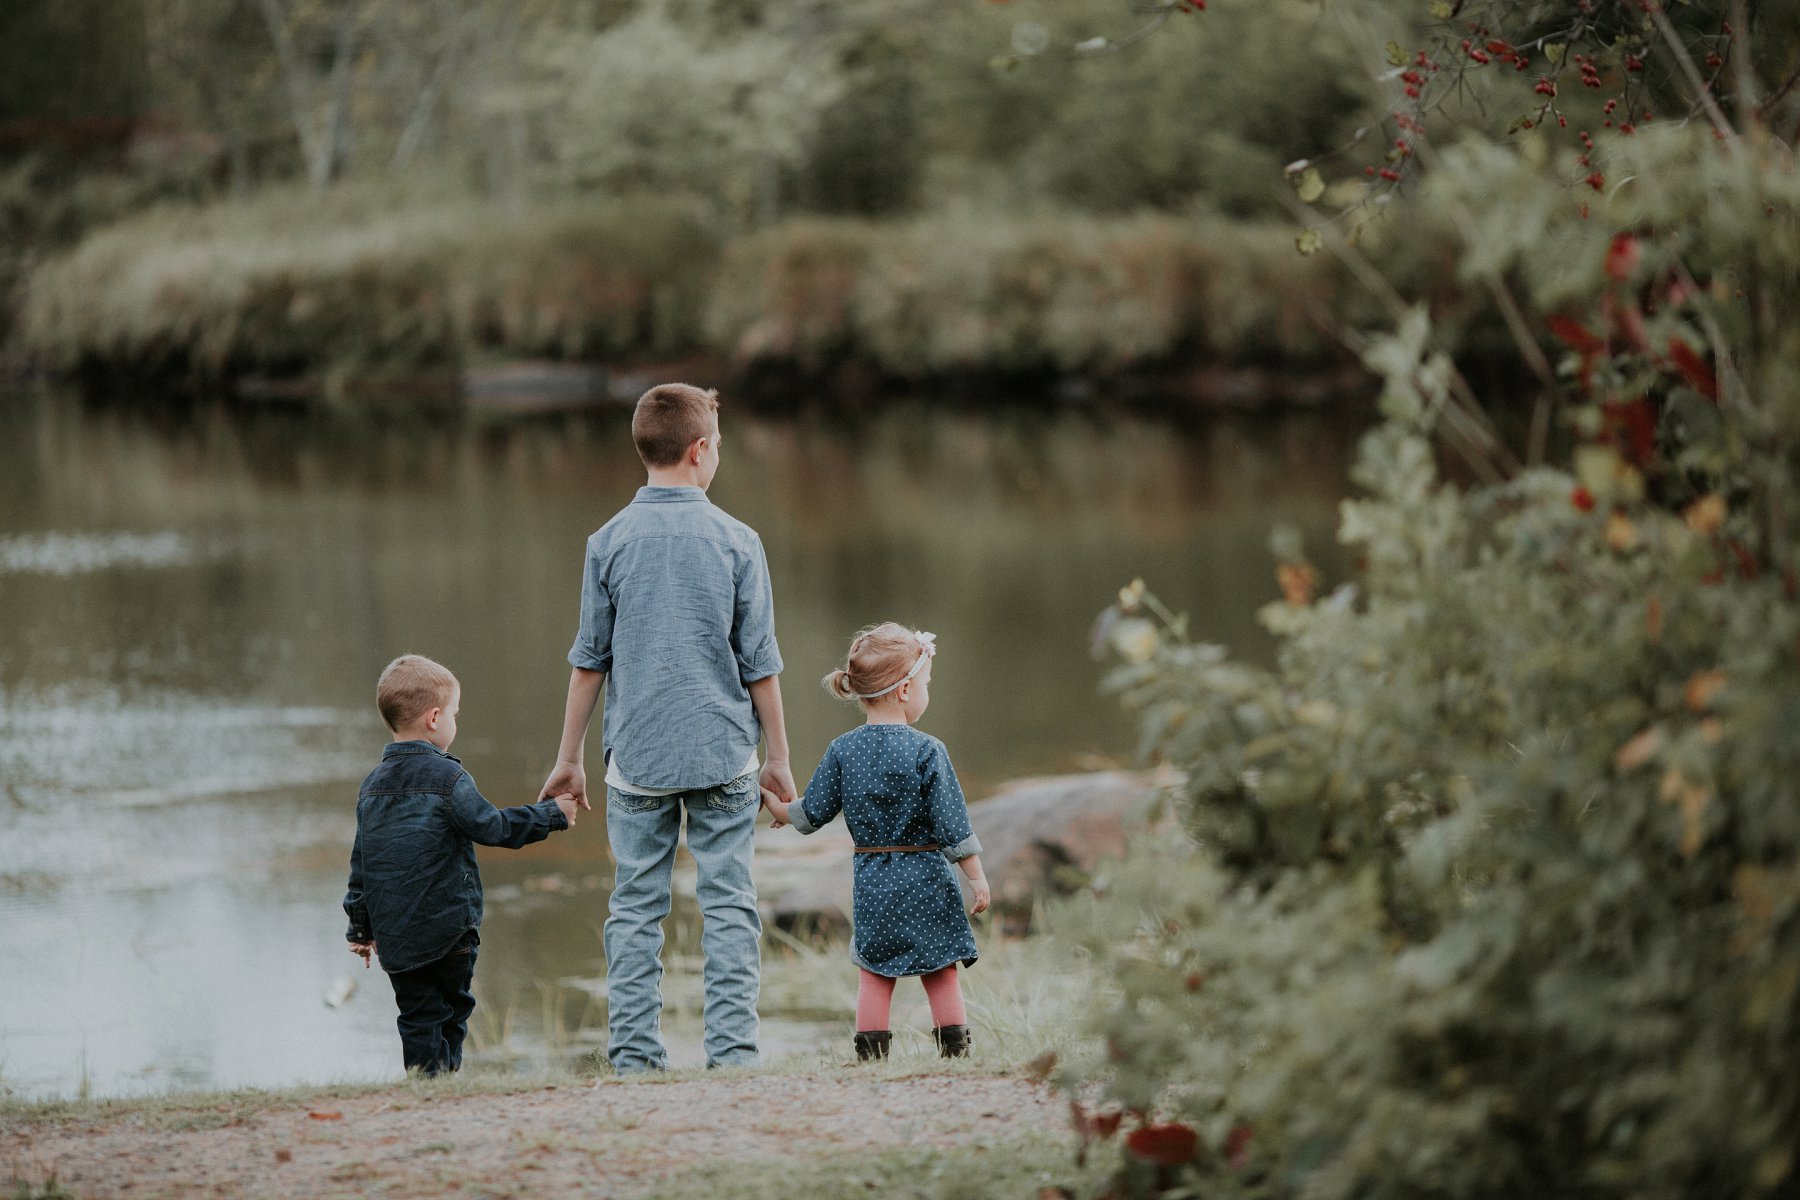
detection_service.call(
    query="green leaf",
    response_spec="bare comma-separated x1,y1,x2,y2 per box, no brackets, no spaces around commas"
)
1544,42,1566,65
1295,226,1324,256
1386,40,1408,67
1427,0,1452,17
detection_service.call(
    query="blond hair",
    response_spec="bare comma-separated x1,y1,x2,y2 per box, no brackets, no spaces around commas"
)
823,623,925,703
376,654,458,732
631,383,720,467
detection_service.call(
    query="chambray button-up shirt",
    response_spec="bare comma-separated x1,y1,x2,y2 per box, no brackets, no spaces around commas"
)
568,486,783,791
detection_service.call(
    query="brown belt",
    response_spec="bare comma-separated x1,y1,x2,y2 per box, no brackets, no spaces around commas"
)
855,844,941,853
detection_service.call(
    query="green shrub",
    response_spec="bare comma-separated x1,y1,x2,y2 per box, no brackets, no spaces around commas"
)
1071,117,1800,1198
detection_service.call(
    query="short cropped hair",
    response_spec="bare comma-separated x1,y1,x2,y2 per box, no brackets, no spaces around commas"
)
632,383,719,467
376,654,458,732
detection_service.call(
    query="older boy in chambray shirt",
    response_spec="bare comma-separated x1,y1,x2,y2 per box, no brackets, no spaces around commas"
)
539,383,793,1073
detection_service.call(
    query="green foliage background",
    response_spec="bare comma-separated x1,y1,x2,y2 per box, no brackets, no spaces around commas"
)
0,0,1420,384
1071,1,1800,1192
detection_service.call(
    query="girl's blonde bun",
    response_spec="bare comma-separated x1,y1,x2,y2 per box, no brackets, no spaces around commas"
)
822,622,922,704
822,668,859,702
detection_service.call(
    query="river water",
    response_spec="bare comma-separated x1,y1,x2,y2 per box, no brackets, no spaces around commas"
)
0,387,1356,1098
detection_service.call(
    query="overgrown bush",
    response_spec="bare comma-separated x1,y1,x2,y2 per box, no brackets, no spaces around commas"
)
21,197,1385,388
13,186,719,382
708,210,1352,377
1068,15,1800,1195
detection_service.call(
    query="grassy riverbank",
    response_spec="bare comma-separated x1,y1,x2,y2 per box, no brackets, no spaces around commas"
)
3,928,1107,1198
9,184,1453,405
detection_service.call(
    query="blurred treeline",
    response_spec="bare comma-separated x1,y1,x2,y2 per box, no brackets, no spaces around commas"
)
0,0,1429,396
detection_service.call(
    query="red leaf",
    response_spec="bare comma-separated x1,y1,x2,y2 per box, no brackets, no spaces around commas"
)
1602,399,1657,467
1126,1123,1201,1166
307,1110,344,1121
1225,1124,1254,1170
1727,539,1760,579
1571,486,1596,513
1071,1101,1124,1142
1667,336,1718,401
1604,233,1640,281
1547,314,1604,355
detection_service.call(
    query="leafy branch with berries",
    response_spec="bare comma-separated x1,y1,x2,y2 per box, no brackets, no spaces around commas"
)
1056,1,1799,1196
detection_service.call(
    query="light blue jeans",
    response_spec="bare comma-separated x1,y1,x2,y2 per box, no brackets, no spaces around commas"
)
604,772,761,1072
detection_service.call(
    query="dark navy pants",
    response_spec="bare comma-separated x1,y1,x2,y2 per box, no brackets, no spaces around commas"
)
388,931,478,1076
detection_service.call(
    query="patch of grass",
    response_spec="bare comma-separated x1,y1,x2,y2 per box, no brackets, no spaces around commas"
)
638,1130,1103,1200
14,182,719,386
0,1063,585,1130
4,1160,79,1200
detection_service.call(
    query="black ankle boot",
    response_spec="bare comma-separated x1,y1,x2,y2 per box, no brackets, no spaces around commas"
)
853,1030,891,1061
932,1024,971,1058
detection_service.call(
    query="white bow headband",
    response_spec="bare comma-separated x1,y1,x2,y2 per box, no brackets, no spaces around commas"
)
855,631,936,700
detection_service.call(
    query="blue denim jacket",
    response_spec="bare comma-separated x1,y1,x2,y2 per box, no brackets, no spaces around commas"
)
343,741,567,973
567,486,783,790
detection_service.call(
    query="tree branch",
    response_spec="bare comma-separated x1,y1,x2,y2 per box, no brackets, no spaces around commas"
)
1646,1,1737,140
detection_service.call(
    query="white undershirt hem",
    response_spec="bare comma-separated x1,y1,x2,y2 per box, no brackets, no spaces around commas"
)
605,747,761,797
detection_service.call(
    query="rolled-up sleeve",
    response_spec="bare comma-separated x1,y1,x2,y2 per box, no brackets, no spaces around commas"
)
567,535,614,673
924,742,981,861
731,535,783,683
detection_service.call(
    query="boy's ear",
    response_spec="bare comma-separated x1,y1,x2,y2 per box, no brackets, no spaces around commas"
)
424,706,441,730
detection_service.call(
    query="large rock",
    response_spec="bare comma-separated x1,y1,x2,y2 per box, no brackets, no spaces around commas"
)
754,769,1176,935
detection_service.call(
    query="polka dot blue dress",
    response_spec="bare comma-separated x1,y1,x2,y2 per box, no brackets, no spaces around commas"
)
788,724,982,977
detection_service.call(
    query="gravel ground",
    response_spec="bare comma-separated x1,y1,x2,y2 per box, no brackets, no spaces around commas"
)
3,1071,1071,1198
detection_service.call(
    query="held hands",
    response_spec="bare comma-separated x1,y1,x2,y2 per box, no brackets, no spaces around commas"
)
550,792,579,829
540,760,590,812
348,940,376,968
759,786,791,829
759,760,797,807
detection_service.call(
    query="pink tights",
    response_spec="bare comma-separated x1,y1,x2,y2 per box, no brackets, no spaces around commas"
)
856,965,966,1031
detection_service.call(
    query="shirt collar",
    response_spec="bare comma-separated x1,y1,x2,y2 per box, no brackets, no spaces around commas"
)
633,486,709,504
382,739,460,763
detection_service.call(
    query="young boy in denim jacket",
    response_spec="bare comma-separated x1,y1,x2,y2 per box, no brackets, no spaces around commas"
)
539,383,793,1073
345,654,577,1076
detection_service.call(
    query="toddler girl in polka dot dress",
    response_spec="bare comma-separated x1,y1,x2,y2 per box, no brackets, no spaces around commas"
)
761,623,991,1060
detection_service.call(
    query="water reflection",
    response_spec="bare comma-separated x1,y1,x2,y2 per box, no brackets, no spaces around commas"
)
0,389,1359,1097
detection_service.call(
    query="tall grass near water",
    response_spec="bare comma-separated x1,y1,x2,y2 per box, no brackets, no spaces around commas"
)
16,186,718,390
14,186,1400,400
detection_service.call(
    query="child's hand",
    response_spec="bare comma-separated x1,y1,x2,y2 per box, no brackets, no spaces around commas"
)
552,793,579,829
968,879,991,916
349,940,376,968
759,786,788,829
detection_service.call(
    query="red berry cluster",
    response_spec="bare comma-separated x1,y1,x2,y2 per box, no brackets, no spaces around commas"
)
1459,34,1532,72
1573,53,1604,88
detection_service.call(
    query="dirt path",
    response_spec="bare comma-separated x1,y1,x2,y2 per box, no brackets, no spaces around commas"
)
3,1071,1070,1198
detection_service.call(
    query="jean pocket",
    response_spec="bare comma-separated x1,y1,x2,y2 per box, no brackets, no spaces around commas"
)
609,787,664,814
705,771,757,813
